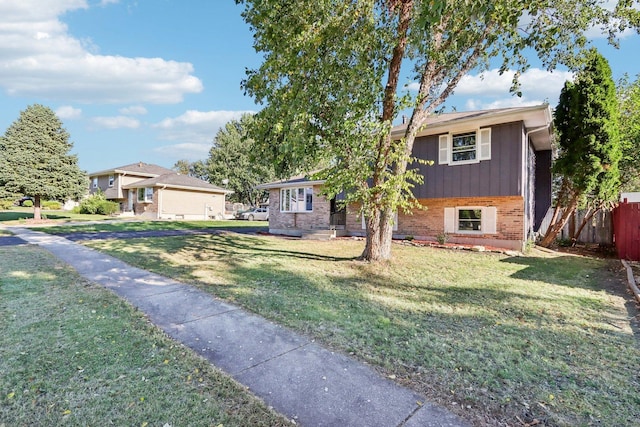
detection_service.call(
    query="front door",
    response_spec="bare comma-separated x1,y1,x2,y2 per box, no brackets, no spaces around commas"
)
329,198,346,228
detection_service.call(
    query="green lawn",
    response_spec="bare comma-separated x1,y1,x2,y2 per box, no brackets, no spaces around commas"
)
33,219,268,234
1,207,268,231
0,207,114,224
0,245,292,426
83,233,640,427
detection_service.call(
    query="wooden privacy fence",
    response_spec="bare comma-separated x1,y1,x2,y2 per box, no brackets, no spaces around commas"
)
538,208,613,245
613,202,640,261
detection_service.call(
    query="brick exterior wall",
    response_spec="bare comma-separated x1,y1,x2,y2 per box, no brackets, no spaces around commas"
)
267,188,526,250
133,189,158,218
344,196,526,251
394,196,524,241
268,185,331,236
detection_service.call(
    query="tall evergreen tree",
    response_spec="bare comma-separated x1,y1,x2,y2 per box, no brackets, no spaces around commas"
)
0,104,87,220
540,50,621,247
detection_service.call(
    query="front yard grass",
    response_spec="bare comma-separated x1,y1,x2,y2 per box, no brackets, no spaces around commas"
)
0,207,114,224
0,245,291,426
32,219,267,234
84,233,640,427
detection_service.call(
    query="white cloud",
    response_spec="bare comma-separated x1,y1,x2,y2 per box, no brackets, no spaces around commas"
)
406,68,572,104
119,105,148,115
92,115,140,129
56,105,82,119
464,97,545,111
454,68,573,100
153,142,211,161
406,68,573,111
585,1,638,39
0,0,203,104
153,110,255,144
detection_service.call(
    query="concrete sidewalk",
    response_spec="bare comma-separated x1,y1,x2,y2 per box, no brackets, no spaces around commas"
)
8,227,470,427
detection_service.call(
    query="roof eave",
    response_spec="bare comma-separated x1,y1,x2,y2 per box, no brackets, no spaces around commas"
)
391,104,552,138
256,179,326,190
123,182,233,194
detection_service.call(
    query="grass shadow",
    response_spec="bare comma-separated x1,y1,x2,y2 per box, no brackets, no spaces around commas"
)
159,232,357,263
500,254,607,290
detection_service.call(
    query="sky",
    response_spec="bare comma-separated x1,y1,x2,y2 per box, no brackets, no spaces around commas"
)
1,0,639,173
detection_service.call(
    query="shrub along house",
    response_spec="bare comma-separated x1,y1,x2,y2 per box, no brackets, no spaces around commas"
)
257,104,553,251
88,162,232,219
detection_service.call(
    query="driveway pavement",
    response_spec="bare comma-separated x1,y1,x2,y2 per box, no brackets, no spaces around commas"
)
5,226,470,427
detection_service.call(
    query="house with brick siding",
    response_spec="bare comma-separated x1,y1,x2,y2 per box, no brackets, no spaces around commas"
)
257,104,553,251
88,162,232,220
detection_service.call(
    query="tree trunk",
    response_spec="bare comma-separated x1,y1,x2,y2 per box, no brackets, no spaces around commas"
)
360,1,413,262
539,194,580,247
33,195,42,221
361,206,394,261
568,211,576,242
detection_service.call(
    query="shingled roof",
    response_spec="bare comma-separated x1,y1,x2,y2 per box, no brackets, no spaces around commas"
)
89,162,175,178
122,173,232,194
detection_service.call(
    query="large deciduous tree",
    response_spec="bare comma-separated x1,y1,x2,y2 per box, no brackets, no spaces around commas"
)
539,50,621,247
206,113,275,206
238,0,639,260
0,104,87,220
618,74,640,192
173,159,209,181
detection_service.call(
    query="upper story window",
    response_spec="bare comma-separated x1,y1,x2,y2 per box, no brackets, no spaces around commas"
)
281,187,313,212
92,177,98,189
108,175,114,187
452,132,477,162
439,128,491,165
137,187,153,203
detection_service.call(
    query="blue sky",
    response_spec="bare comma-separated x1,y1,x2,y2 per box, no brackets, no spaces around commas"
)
1,0,639,173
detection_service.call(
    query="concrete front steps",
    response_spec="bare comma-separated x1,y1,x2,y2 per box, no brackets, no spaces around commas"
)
301,229,338,240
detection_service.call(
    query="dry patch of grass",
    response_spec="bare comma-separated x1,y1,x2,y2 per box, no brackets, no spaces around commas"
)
85,234,640,427
0,245,292,426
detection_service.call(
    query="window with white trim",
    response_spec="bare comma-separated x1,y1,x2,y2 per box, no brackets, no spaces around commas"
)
458,208,482,231
452,132,477,163
444,206,497,234
92,177,98,189
137,187,153,203
280,187,313,212
108,175,114,187
439,128,491,165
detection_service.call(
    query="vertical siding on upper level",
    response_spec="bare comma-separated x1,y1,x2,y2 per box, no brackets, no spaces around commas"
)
411,121,525,199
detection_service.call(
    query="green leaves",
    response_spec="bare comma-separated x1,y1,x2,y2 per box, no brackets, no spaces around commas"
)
617,74,640,191
206,113,275,205
0,104,87,213
553,49,621,207
238,0,638,258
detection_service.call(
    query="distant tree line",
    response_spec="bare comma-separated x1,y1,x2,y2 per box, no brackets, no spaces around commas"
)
173,113,276,206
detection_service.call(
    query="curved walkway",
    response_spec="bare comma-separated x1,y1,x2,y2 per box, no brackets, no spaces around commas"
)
7,227,470,427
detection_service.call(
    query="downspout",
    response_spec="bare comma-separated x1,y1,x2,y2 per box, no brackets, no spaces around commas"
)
524,125,552,244
157,185,167,219
119,172,127,211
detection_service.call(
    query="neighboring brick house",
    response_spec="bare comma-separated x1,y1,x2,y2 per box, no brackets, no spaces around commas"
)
256,104,553,251
88,162,232,220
